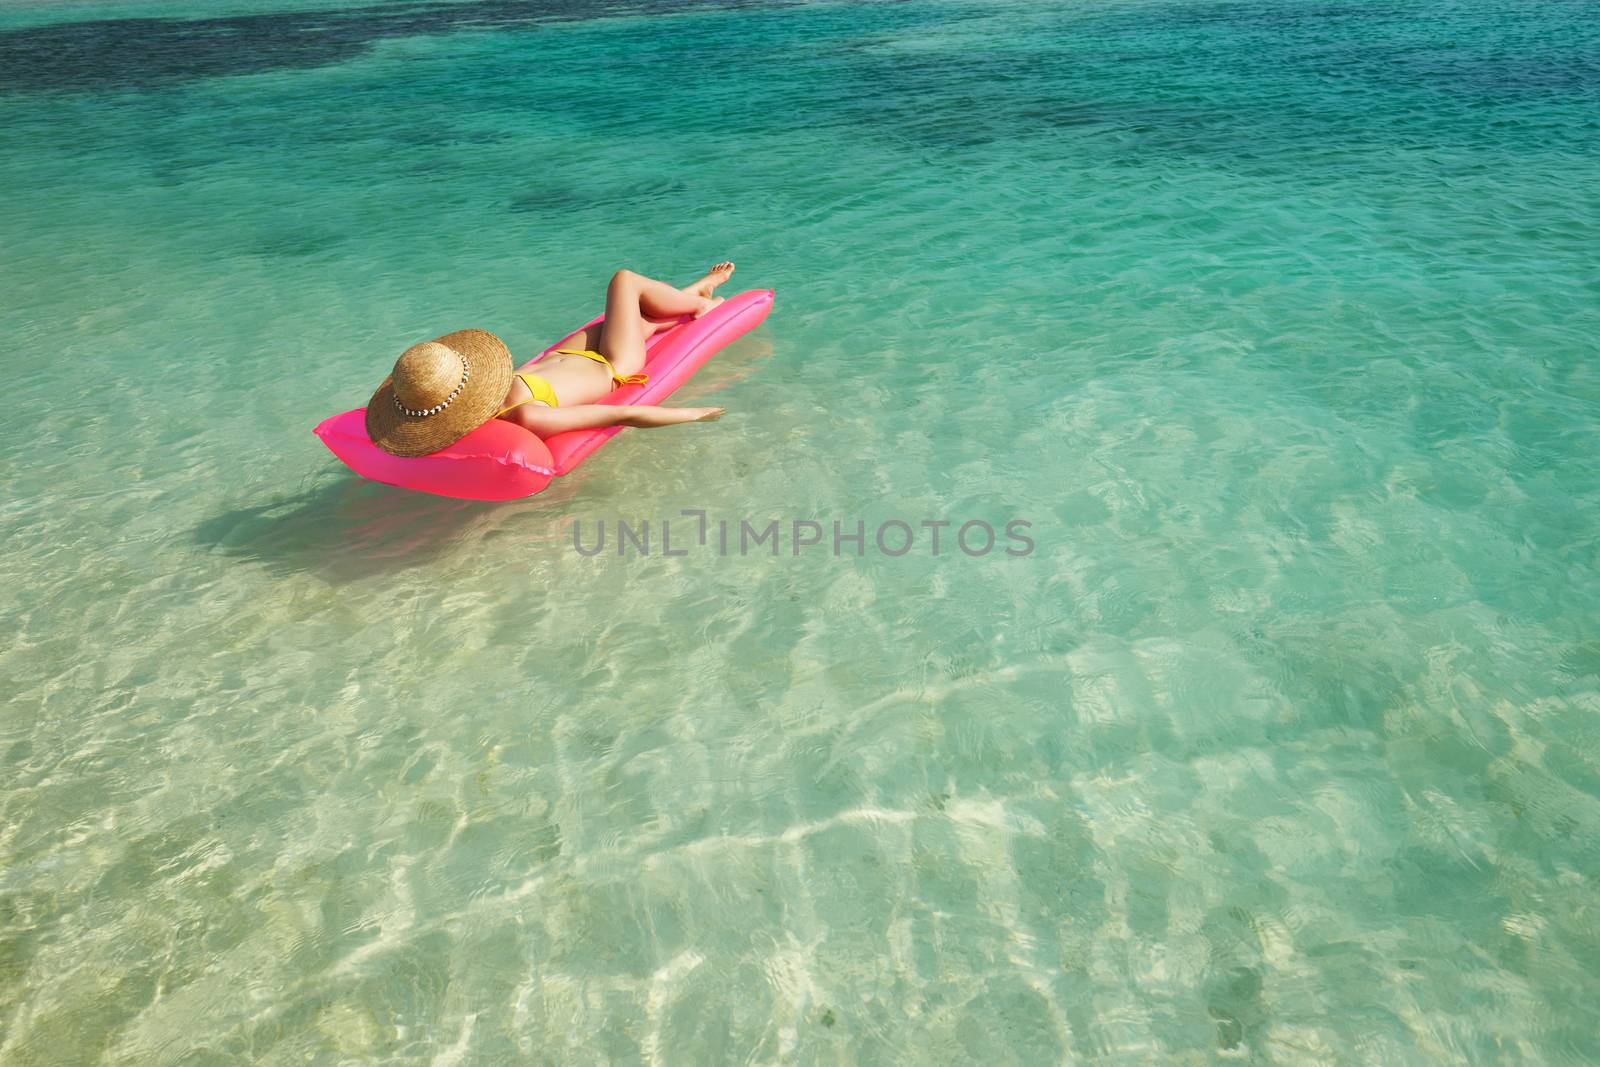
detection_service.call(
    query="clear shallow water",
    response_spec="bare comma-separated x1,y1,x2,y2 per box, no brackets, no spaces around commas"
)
2,0,1598,1061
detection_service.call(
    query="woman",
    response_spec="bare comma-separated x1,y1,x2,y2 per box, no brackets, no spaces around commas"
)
366,263,734,458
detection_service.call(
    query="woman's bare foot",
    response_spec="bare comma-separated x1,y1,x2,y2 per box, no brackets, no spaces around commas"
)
685,261,735,299
619,405,724,427
691,295,726,319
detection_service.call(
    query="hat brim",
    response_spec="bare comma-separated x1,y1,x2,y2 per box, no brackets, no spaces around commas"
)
365,330,515,457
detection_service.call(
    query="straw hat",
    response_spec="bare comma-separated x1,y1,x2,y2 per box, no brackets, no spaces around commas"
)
365,329,514,457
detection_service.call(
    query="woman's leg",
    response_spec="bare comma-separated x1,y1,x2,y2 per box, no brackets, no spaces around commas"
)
596,270,696,378
596,266,733,377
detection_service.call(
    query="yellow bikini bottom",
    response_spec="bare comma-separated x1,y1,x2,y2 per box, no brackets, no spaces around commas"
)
496,349,648,415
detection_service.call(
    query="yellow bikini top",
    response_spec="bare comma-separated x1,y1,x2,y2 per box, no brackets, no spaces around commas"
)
497,372,560,416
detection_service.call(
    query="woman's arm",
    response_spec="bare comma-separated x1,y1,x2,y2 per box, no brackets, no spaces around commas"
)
506,403,723,436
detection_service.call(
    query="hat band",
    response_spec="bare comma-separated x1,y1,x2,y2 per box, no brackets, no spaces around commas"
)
393,352,470,418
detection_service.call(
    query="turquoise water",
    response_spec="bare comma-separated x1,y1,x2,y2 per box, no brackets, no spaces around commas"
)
3,0,1599,1061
